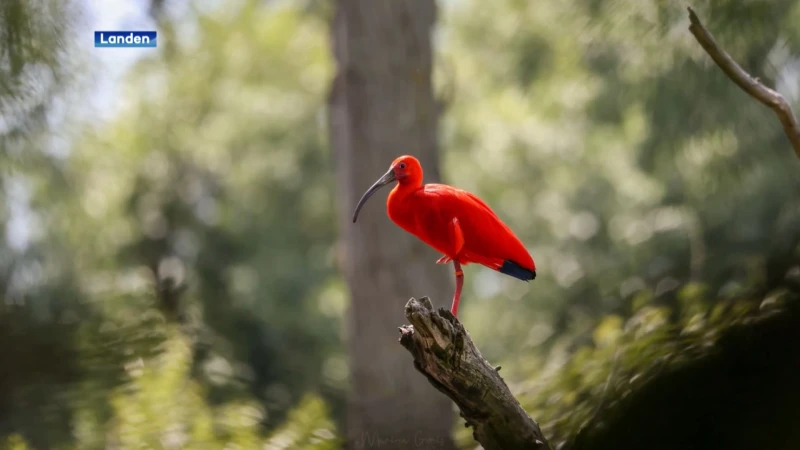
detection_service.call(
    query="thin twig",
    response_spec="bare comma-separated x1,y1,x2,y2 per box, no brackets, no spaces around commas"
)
687,6,800,159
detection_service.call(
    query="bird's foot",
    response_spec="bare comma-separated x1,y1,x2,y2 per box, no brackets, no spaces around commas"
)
436,255,452,264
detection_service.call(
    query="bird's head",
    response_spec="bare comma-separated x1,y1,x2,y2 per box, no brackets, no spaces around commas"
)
352,155,422,223
389,155,422,184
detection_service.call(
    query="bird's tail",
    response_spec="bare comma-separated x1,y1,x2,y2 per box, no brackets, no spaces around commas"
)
498,260,536,282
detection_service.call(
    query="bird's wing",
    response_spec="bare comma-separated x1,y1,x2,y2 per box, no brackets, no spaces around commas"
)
419,184,534,270
451,217,464,255
421,184,502,223
404,184,471,257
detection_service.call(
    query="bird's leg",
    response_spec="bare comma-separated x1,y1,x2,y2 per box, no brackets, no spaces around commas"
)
451,261,464,317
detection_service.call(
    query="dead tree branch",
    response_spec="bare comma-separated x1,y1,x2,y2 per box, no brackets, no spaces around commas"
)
688,6,800,159
398,297,552,450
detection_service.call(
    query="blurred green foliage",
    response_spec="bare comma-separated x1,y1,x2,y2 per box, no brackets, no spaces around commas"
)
1,0,799,448
441,0,800,356
479,284,800,449
439,0,800,447
2,0,343,448
0,0,80,138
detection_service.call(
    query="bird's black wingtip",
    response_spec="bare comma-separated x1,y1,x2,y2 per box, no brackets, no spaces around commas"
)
499,260,536,282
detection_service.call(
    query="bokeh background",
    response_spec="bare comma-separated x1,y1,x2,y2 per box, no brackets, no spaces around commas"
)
2,0,800,449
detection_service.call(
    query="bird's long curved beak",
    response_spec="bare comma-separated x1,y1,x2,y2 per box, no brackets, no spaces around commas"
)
352,168,396,223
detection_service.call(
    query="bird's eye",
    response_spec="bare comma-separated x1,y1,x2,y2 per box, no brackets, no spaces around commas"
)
398,163,406,169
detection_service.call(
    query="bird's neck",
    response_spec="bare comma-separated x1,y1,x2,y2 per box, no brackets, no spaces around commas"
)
387,180,422,222
390,179,422,200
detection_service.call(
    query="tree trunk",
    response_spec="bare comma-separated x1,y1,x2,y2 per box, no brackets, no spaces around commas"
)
329,0,456,448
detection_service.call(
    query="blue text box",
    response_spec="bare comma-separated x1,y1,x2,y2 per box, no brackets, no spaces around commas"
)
95,31,157,48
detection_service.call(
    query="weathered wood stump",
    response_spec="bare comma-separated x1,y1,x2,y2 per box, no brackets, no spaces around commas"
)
398,297,552,450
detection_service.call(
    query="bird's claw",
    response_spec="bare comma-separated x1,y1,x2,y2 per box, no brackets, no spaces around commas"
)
436,255,452,264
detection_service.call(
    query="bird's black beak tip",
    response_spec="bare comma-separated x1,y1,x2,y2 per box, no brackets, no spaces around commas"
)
351,167,396,225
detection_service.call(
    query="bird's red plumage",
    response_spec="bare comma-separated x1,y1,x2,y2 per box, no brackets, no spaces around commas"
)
385,157,535,274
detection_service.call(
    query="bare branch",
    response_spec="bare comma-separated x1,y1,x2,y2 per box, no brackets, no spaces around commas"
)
398,297,552,450
687,6,800,159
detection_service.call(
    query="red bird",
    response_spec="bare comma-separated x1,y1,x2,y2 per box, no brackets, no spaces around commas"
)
352,155,536,316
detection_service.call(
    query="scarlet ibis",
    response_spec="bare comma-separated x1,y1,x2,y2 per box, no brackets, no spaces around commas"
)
352,155,536,317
